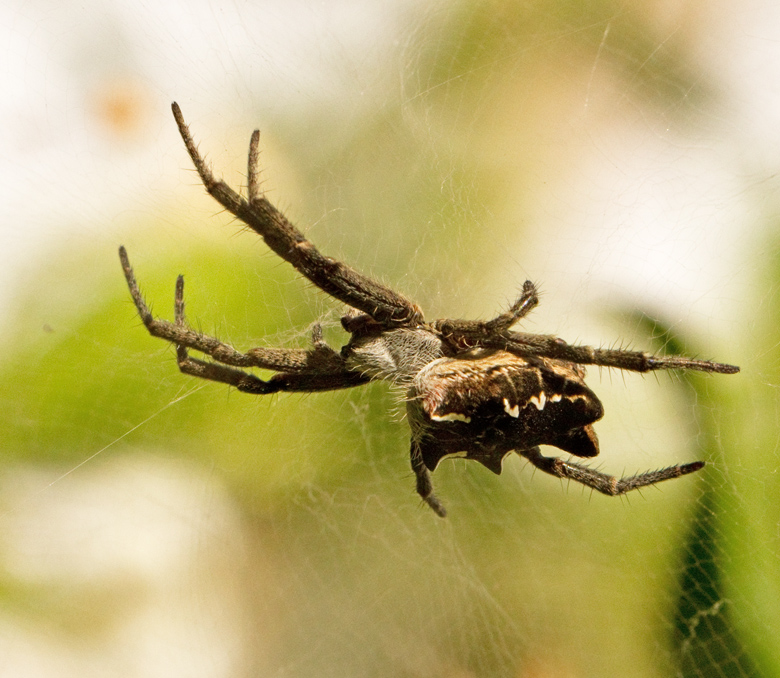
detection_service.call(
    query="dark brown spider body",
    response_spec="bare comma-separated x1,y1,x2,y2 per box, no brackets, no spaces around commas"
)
408,352,603,475
119,103,739,517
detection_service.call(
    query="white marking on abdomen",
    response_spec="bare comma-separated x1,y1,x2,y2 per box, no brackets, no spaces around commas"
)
431,412,471,423
440,451,468,461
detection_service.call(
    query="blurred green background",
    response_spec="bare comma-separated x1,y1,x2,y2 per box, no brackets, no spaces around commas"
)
1,1,774,676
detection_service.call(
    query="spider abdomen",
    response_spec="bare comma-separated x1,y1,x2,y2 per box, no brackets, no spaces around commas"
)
407,351,604,474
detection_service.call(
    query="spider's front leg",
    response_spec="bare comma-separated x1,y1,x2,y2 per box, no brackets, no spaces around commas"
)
170,273,277,393
171,103,424,329
119,247,370,393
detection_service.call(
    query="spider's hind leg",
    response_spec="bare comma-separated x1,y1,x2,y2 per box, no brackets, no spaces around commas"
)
433,280,540,350
519,446,705,495
485,279,540,332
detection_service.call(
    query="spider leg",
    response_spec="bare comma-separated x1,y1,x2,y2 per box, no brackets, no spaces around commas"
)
173,352,369,394
166,273,287,393
120,246,370,393
410,442,447,517
485,280,540,331
499,333,740,374
121,246,345,372
247,127,262,204
519,446,705,495
433,280,540,349
171,102,424,328
431,279,738,373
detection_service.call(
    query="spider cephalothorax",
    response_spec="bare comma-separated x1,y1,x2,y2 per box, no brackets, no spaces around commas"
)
119,103,739,517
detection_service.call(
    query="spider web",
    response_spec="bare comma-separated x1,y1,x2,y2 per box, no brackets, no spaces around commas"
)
0,1,775,676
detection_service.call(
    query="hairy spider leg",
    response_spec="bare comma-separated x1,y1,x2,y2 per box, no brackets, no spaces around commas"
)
433,282,738,374
119,247,368,394
432,280,540,349
499,333,740,374
410,443,447,518
169,274,273,392
519,446,705,495
171,102,423,328
247,128,262,204
485,280,540,331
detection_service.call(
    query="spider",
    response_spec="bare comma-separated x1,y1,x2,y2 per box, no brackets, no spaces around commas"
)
119,102,740,517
